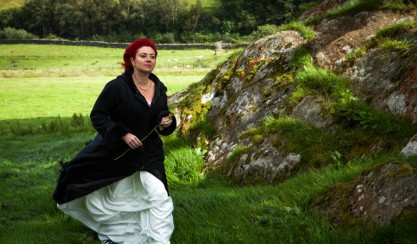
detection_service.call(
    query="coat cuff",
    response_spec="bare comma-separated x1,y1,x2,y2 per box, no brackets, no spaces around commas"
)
157,115,177,136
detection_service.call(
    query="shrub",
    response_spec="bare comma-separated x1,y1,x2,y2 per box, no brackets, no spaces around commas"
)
43,33,60,40
163,135,205,187
153,32,176,43
0,27,38,39
181,32,217,43
249,24,281,40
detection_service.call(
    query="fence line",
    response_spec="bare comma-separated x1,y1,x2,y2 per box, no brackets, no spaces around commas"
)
0,63,212,73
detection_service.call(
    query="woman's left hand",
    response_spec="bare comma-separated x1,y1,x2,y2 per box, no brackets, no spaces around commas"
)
160,116,173,128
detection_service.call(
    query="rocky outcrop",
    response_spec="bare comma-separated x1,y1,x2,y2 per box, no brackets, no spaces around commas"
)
169,0,417,226
204,31,307,184
302,0,417,123
312,160,417,226
402,134,417,158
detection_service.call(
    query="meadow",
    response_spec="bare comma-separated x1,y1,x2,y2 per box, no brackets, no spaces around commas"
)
0,44,416,243
0,44,235,119
0,0,219,11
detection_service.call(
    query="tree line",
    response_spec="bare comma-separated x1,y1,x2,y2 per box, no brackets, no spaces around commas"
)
0,0,321,43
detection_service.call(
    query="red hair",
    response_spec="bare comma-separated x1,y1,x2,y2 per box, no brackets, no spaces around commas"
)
122,38,158,71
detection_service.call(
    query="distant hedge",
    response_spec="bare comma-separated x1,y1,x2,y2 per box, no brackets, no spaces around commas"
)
0,27,37,39
0,39,248,50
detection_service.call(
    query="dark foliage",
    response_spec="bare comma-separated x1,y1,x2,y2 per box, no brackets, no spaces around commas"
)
0,0,323,43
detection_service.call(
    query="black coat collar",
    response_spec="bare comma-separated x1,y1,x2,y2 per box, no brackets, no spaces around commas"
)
122,69,162,106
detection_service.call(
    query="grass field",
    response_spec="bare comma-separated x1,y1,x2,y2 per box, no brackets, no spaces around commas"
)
0,44,238,120
0,0,219,11
0,75,202,120
1,44,417,243
0,44,235,76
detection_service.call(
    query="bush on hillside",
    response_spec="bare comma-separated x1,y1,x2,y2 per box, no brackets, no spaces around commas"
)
249,24,281,40
153,32,176,43
0,27,38,39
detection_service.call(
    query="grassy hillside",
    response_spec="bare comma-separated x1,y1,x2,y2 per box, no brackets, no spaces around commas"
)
187,0,218,7
0,0,26,10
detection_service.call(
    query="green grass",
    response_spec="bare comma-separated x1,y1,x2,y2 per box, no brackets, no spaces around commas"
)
277,21,315,40
0,75,202,120
295,66,351,98
186,0,219,8
0,44,235,77
0,44,239,120
0,0,26,10
0,77,106,120
325,0,381,19
345,20,417,66
172,159,377,243
1,125,413,243
0,0,219,11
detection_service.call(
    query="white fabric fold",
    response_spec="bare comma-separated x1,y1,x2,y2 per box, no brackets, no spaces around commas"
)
58,171,174,244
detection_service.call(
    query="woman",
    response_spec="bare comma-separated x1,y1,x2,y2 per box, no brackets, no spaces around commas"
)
53,38,176,244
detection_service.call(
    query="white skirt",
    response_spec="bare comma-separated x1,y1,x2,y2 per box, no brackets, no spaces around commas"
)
58,171,174,244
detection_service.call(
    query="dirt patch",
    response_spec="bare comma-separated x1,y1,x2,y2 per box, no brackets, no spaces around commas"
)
310,10,413,70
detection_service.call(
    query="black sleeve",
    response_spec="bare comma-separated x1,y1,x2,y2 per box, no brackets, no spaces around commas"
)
156,110,177,136
90,81,130,150
156,82,177,136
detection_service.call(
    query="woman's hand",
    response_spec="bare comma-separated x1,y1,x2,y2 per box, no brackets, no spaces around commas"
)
159,115,173,128
122,133,143,149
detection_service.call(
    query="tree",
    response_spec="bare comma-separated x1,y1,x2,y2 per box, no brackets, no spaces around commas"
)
189,0,203,32
0,0,323,42
0,8,19,29
216,0,299,35
139,0,186,34
18,0,54,37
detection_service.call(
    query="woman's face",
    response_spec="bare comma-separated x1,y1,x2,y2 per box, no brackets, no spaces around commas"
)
131,46,156,73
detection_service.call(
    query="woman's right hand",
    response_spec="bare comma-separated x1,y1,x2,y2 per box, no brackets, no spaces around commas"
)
122,133,143,149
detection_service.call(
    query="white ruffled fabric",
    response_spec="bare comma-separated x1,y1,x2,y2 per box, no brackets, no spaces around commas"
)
58,171,174,244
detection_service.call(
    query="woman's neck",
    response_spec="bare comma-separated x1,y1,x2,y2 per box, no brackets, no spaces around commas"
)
132,71,149,85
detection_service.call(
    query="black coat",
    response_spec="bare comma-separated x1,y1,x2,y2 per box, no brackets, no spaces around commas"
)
52,70,176,204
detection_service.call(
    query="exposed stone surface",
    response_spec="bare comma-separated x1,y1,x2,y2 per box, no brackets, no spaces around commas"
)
351,162,417,225
168,0,417,227
227,136,302,185
313,161,417,226
309,11,408,70
401,134,417,158
343,47,417,123
300,2,417,124
291,96,332,128
201,31,307,183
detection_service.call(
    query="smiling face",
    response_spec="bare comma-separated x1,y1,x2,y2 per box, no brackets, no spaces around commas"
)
130,46,156,74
